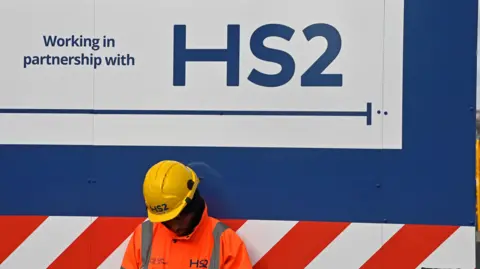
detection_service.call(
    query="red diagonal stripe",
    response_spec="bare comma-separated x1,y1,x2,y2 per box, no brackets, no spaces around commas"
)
253,221,350,269
48,217,145,269
0,216,48,264
360,224,459,269
220,219,247,231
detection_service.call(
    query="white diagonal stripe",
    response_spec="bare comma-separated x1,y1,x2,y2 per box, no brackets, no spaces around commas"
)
97,235,132,269
0,216,95,269
98,218,148,269
235,220,297,265
305,223,403,269
417,226,475,269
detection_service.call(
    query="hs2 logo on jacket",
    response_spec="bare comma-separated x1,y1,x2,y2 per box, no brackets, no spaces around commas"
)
189,259,209,268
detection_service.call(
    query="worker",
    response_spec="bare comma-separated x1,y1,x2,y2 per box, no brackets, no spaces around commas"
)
120,160,253,269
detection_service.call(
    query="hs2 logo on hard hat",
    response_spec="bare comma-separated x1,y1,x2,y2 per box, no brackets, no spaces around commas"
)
150,204,169,213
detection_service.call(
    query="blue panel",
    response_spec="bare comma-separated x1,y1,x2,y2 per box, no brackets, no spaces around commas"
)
0,146,94,216
0,143,474,226
0,0,477,226
0,145,384,222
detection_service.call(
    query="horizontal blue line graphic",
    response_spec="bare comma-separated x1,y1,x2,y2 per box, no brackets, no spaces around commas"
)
0,102,373,125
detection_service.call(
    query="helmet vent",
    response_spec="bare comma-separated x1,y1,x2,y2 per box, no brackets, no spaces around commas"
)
187,179,194,190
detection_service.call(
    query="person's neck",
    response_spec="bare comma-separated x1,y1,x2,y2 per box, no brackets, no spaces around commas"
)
185,198,205,235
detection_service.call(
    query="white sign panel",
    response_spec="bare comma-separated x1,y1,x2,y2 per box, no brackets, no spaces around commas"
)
0,0,403,149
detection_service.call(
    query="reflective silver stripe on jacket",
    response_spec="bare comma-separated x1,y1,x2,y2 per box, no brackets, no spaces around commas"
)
140,220,154,269
207,222,229,269
136,220,229,269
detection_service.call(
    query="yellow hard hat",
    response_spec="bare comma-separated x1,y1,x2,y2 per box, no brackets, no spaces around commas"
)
143,160,200,223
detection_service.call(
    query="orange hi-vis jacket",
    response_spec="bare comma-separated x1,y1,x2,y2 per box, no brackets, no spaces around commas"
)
121,205,253,269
